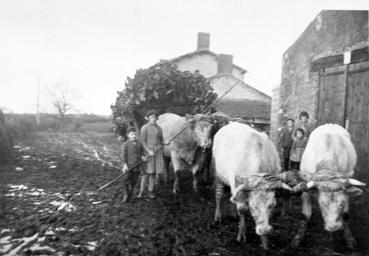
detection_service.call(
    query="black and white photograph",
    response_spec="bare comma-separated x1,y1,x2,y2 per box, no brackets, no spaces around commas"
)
0,1,368,255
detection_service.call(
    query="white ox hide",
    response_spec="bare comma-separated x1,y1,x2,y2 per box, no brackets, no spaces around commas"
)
291,124,366,248
157,113,213,193
213,122,291,249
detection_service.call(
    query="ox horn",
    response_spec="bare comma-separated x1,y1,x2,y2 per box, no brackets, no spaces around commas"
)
234,183,251,193
261,181,292,191
347,178,366,187
291,182,308,193
306,181,316,189
308,180,346,191
280,183,292,191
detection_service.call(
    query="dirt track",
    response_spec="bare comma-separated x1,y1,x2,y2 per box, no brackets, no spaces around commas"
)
1,131,368,256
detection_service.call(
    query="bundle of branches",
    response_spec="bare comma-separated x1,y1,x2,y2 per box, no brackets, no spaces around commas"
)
111,62,217,136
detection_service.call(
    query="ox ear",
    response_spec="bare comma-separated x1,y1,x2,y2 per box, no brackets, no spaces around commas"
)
185,113,194,121
230,187,248,204
346,186,364,197
231,177,250,203
185,114,196,128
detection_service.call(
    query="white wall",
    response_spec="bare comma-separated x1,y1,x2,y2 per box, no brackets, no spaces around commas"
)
232,67,245,81
175,54,217,78
174,53,245,80
210,75,270,102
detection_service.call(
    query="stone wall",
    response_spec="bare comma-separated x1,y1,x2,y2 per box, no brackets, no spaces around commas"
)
270,85,280,145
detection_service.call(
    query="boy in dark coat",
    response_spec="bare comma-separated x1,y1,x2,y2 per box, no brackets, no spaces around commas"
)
280,118,295,171
121,128,147,203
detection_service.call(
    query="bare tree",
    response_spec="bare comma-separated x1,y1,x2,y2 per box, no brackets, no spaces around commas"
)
44,80,80,128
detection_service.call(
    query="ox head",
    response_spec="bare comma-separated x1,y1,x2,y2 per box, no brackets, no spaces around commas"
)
291,171,366,232
185,114,213,149
230,175,291,236
309,177,365,232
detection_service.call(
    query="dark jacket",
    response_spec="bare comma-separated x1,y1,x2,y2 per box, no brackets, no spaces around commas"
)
121,140,145,169
280,127,294,148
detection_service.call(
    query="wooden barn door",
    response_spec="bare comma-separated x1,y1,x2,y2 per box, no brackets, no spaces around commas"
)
317,61,369,180
317,67,346,126
346,62,369,180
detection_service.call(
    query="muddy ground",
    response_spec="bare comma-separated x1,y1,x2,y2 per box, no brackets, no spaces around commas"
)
1,131,368,256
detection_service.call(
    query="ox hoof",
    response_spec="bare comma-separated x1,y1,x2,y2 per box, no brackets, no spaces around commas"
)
346,238,357,249
291,237,301,248
172,187,179,194
214,216,222,225
214,210,222,224
236,231,246,243
261,235,269,250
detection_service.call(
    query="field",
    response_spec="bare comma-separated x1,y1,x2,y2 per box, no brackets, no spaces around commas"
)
1,129,369,256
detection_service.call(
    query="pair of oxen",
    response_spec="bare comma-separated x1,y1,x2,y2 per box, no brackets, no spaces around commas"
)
157,113,366,250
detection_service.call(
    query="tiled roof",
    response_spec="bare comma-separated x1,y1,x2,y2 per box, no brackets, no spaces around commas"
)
215,99,271,121
209,74,272,100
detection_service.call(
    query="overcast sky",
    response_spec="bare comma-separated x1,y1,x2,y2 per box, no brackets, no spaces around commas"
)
1,0,368,115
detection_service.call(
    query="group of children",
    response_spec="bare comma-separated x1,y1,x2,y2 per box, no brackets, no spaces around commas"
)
120,109,165,203
280,111,314,172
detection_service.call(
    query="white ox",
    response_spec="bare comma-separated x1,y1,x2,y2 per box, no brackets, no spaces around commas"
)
213,122,291,249
158,113,213,193
290,124,366,248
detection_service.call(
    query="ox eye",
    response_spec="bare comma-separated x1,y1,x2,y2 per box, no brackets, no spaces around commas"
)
269,201,276,209
339,202,345,210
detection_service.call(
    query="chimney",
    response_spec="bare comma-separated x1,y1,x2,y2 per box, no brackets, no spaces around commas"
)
217,54,233,74
197,32,210,50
